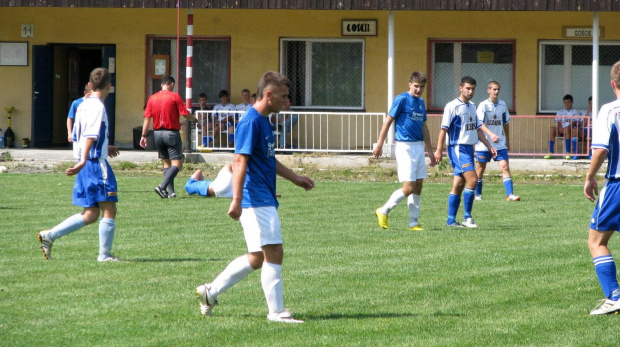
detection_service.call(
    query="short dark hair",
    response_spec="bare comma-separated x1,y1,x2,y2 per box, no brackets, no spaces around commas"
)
588,96,592,102
563,94,573,102
241,89,250,94
89,67,111,91
409,71,427,84
257,71,291,99
487,80,500,88
198,93,208,99
218,90,230,98
460,76,476,86
161,75,175,86
612,60,620,87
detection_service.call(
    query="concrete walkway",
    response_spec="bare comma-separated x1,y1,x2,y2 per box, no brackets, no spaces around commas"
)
1,148,593,172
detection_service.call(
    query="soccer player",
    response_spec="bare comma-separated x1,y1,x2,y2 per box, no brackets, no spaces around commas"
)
584,60,620,315
37,67,120,262
195,71,314,323
213,89,236,146
141,75,197,199
67,83,90,143
547,94,581,159
235,88,253,112
184,164,233,198
373,71,437,231
434,76,498,228
474,81,521,201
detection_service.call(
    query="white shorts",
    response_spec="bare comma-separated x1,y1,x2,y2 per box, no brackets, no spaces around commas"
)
240,206,282,253
211,166,233,198
395,141,427,182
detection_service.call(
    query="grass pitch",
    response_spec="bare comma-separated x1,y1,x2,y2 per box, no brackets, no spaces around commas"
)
1,170,619,346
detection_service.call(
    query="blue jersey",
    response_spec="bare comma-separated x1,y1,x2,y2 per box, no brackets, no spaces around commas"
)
74,96,108,160
441,98,481,146
388,92,427,142
68,97,85,142
235,107,278,208
591,99,620,179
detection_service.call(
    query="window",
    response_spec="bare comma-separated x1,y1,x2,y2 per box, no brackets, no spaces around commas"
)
280,38,365,110
539,40,620,113
146,36,230,105
429,40,516,111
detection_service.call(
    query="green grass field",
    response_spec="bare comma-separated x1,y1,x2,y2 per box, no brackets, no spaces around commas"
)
1,169,619,346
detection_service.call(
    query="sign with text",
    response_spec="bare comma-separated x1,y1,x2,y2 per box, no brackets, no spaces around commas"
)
342,20,377,36
563,26,604,38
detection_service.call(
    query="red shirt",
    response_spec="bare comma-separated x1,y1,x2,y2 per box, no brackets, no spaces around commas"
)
144,90,189,130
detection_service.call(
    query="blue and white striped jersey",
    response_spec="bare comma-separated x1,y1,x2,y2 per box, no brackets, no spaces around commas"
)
441,98,481,146
592,99,620,179
475,99,510,151
74,96,108,160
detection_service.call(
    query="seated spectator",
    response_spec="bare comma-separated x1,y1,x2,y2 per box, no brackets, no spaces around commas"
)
547,94,581,159
250,93,257,105
235,89,252,113
213,89,236,146
192,93,216,146
270,95,298,148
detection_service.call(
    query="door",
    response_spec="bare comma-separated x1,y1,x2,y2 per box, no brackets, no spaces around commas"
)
102,45,116,145
32,45,53,148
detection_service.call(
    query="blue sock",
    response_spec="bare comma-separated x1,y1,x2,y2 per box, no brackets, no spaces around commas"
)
98,218,116,258
463,188,475,219
571,137,578,154
593,255,620,299
549,140,555,153
503,177,514,196
447,194,461,224
565,138,571,153
475,178,483,196
228,133,235,144
49,214,85,240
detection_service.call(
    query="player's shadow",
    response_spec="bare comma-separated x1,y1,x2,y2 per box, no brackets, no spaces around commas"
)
300,312,422,320
128,257,224,262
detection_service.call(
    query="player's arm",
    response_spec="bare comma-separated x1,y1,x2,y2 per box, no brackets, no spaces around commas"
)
228,153,248,220
66,137,94,176
477,128,497,158
422,122,436,167
434,128,447,163
584,148,608,202
139,117,151,148
67,118,74,143
503,123,510,150
373,115,395,158
276,159,315,191
479,123,500,143
183,111,197,122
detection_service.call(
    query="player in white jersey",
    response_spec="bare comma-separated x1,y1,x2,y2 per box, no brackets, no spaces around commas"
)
474,81,520,201
373,71,437,231
547,94,581,159
235,89,253,113
584,60,620,315
213,89,237,145
37,67,120,262
434,76,498,228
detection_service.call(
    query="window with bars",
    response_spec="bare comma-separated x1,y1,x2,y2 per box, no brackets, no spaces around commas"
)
280,38,365,110
429,40,516,111
146,36,230,106
539,40,620,113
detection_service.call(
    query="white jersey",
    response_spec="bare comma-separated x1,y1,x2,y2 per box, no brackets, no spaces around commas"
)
556,108,580,128
73,96,108,160
475,99,510,151
213,103,236,122
441,98,481,146
591,99,620,179
235,103,252,112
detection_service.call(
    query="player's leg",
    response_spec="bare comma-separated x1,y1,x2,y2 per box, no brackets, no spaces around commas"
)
498,151,520,201
97,201,118,261
548,126,556,154
475,151,490,200
154,131,171,198
375,142,412,229
588,229,620,314
407,179,424,230
461,169,478,227
184,170,211,197
446,145,466,227
209,164,234,198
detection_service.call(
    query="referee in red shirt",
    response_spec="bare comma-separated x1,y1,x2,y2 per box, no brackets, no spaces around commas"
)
141,75,197,198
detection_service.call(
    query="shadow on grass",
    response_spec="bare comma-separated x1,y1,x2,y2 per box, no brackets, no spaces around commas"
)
301,312,423,320
127,258,224,262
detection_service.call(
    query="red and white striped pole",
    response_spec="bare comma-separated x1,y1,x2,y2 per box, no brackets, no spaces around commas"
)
185,8,194,152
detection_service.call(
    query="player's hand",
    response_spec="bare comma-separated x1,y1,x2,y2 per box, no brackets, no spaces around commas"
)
373,145,383,158
490,133,500,143
67,136,73,143
584,176,599,202
66,162,86,176
228,200,242,221
505,142,510,151
428,151,437,167
434,149,443,164
108,146,120,158
294,176,315,191
139,137,148,149
490,147,498,158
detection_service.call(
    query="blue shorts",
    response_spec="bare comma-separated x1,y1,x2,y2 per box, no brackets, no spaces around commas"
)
476,149,509,163
447,145,475,176
590,179,620,232
185,178,211,197
72,159,118,208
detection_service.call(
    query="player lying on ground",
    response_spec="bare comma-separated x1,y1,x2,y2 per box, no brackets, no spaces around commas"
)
184,163,281,199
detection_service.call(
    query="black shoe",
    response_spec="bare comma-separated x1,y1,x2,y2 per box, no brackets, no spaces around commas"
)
168,193,177,198
154,186,168,199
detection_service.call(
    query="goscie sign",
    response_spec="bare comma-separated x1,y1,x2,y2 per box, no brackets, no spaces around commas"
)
563,26,604,38
342,20,377,36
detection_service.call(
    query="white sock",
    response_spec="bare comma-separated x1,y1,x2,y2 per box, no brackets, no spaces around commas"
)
211,166,233,198
380,189,406,214
210,255,254,299
49,213,85,240
408,194,421,227
261,262,284,314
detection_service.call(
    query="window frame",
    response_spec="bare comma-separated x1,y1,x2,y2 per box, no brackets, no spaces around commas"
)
279,37,366,111
427,39,517,113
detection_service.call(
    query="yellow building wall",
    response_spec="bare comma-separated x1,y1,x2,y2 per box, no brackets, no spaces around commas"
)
0,8,617,147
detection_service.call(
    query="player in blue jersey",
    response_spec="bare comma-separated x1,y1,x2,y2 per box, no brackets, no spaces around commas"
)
184,164,233,198
584,60,620,315
67,83,90,143
434,76,498,228
195,71,314,323
37,67,120,262
474,81,520,202
547,94,581,159
373,71,437,231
